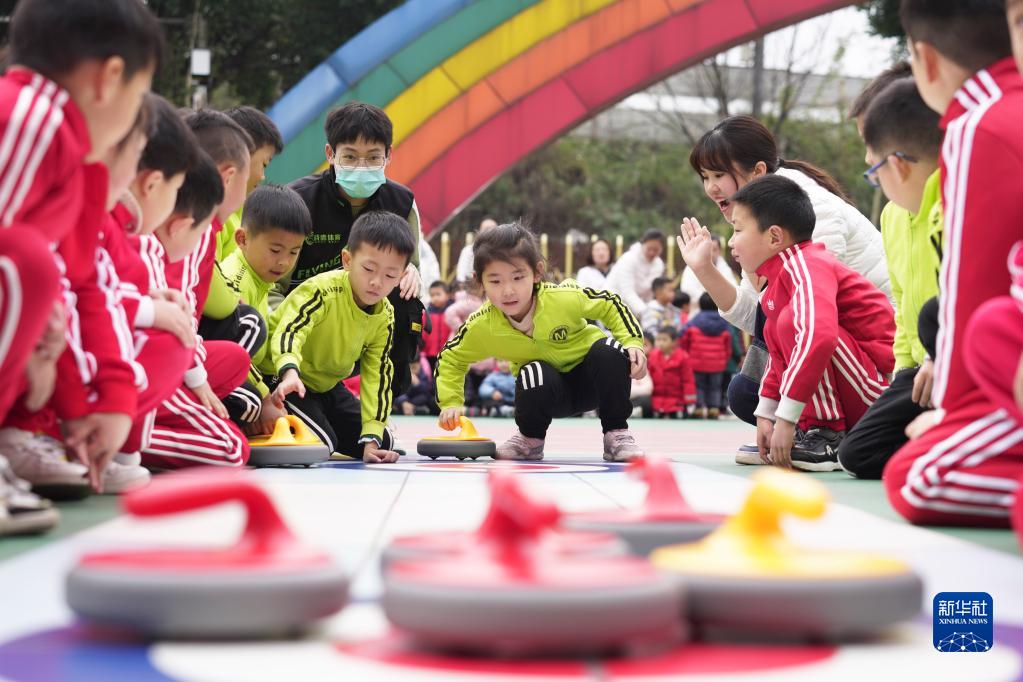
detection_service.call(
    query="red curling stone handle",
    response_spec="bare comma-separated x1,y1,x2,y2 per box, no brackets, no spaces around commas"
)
632,455,696,517
123,470,300,556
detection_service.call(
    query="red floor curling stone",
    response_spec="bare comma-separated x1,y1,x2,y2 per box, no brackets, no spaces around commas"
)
651,469,923,640
381,473,626,570
562,456,725,555
66,470,348,637
248,415,330,466
417,416,495,460
383,471,681,655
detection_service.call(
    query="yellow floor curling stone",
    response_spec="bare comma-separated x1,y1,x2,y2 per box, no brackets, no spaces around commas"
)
651,468,923,640
248,415,330,467
416,416,496,460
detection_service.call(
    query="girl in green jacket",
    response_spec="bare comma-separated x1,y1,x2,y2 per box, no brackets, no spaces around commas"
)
436,223,648,461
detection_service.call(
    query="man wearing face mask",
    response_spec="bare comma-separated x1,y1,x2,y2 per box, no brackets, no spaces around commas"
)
288,101,423,396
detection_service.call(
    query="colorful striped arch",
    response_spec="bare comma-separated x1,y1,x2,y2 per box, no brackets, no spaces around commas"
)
266,0,856,235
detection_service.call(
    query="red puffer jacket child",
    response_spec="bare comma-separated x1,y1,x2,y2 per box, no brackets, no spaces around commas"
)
421,301,452,367
648,342,696,415
680,308,732,373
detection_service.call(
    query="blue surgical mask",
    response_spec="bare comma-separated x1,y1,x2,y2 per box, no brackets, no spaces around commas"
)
334,164,385,199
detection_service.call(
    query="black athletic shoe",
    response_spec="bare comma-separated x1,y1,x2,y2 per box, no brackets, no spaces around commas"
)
790,427,844,472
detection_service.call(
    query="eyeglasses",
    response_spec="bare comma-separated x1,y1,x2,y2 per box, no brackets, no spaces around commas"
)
863,151,917,188
334,153,388,171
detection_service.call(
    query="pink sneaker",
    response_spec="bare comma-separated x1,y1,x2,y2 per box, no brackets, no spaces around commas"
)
603,429,644,462
495,430,545,461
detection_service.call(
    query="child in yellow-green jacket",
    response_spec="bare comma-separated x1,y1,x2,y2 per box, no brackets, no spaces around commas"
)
220,184,310,432
435,223,648,462
267,211,415,463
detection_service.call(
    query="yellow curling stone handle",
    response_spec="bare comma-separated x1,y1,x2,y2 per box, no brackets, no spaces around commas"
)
248,415,323,447
424,416,491,442
651,469,911,579
455,416,481,438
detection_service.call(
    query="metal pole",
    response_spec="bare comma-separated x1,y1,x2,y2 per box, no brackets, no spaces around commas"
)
440,233,450,281
615,235,624,259
564,234,573,278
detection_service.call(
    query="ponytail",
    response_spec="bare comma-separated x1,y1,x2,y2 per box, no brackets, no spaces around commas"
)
690,115,852,205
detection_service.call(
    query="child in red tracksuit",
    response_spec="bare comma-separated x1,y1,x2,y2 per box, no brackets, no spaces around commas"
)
966,244,1023,426
141,153,250,469
961,245,1023,540
680,292,732,419
165,111,252,425
91,94,201,489
422,281,453,371
884,2,1023,527
3,94,191,495
726,176,894,473
648,327,696,418
0,0,165,497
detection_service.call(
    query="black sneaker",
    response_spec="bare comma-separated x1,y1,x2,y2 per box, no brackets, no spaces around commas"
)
790,427,844,472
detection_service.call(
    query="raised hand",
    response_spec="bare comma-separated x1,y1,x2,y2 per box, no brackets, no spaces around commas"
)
676,217,715,272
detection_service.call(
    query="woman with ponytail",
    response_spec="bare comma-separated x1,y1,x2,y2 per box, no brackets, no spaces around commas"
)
676,115,891,439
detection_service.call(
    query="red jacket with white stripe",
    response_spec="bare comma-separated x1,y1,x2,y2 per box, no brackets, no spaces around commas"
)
933,58,1023,413
0,70,144,421
1010,242,1023,312
51,165,142,419
0,68,141,419
132,234,170,292
648,347,697,413
165,218,218,325
163,221,216,387
101,204,151,329
0,69,88,244
756,242,895,424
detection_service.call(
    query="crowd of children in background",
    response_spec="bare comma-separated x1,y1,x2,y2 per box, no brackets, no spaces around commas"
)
4,0,1023,544
409,259,743,423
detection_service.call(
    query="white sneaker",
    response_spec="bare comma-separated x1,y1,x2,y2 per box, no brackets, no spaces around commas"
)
99,452,151,494
0,453,59,535
386,421,407,456
0,429,90,500
735,442,764,465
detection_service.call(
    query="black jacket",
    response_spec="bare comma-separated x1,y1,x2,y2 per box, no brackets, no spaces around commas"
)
288,167,416,289
288,168,421,398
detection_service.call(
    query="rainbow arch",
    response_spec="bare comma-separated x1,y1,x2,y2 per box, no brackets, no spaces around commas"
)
265,0,856,235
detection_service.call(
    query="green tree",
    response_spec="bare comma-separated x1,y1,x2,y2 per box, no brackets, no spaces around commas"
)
0,1,402,109
859,0,904,40
443,115,874,277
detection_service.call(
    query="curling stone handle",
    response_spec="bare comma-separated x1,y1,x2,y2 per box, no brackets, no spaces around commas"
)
266,415,317,444
455,416,481,438
479,471,560,545
630,456,692,516
727,469,827,541
279,414,318,443
123,471,299,554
